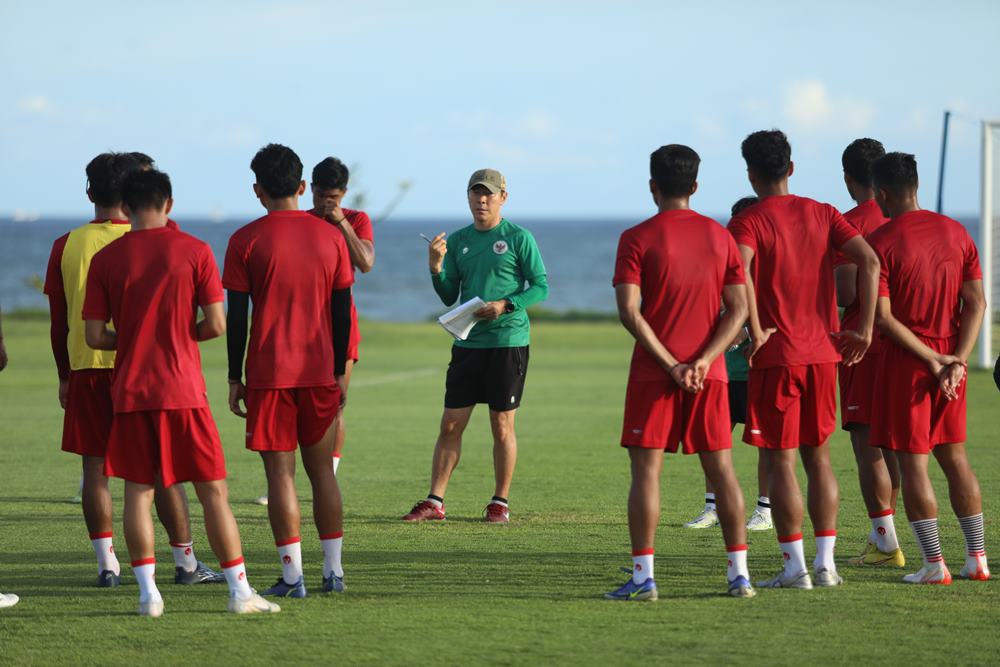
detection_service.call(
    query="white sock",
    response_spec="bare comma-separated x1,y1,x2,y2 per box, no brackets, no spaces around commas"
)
132,560,162,603
779,534,807,576
632,550,654,584
332,455,341,475
727,545,749,582
870,511,900,552
170,541,198,572
814,531,837,573
222,557,253,599
756,496,771,515
320,531,344,578
276,537,303,585
90,532,121,575
426,496,444,509
705,493,716,511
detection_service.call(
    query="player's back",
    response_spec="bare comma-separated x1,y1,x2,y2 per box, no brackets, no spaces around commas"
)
838,199,889,350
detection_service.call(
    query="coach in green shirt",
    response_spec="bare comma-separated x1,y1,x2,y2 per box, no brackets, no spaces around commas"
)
402,169,548,525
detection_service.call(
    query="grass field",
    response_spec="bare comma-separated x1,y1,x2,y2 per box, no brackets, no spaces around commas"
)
0,314,998,665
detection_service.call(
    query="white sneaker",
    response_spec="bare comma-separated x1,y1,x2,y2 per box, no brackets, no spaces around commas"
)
813,568,843,587
959,555,990,581
229,590,281,614
0,593,19,609
684,507,719,529
254,494,269,506
902,561,952,585
757,569,813,589
746,509,773,531
138,598,164,617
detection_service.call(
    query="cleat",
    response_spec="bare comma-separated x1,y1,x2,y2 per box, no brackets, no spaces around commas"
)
684,507,719,529
728,575,756,598
70,495,82,504
0,593,19,609
402,500,446,522
229,590,281,614
262,576,307,598
604,577,658,601
138,599,164,617
323,574,345,593
757,569,813,589
959,555,990,581
483,502,510,524
175,561,227,585
814,568,843,587
847,539,876,565
96,570,121,588
850,545,906,568
254,494,269,506
746,509,773,531
902,561,952,585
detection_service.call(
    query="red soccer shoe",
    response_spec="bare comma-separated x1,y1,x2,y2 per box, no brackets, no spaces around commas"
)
402,500,446,522
484,502,510,524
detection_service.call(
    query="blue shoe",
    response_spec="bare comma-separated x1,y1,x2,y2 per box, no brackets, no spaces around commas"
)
604,577,658,601
728,575,756,598
262,576,307,598
322,574,345,593
174,561,226,585
96,570,121,588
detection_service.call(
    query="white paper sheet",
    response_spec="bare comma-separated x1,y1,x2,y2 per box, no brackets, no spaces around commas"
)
437,297,486,340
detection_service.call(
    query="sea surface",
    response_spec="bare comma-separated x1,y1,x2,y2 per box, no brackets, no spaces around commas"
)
0,215,987,321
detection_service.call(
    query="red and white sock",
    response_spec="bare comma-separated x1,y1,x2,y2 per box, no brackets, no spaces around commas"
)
332,455,341,475
131,558,161,603
778,533,807,576
90,531,121,575
632,548,654,584
320,531,344,578
221,556,253,599
726,544,749,582
814,530,837,573
870,509,899,552
170,541,198,572
276,537,303,585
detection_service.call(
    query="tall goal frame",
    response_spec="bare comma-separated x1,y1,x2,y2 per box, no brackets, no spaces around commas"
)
979,120,999,369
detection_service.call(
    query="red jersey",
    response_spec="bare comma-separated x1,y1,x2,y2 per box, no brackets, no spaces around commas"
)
613,210,745,383
727,194,859,369
835,199,889,352
867,210,981,340
81,227,224,413
308,208,373,275
222,210,353,389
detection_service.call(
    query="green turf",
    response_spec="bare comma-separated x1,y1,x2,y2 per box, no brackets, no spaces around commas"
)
0,315,997,665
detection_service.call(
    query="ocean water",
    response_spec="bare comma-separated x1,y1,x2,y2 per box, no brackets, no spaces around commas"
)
0,215,985,321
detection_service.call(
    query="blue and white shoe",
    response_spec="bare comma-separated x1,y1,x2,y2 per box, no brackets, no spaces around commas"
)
174,561,226,585
604,577,658,601
727,575,756,598
262,576,307,598
96,570,121,588
323,574,345,593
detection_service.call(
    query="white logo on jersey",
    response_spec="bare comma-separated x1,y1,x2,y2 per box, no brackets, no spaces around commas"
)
632,429,642,434
463,247,469,254
493,240,508,255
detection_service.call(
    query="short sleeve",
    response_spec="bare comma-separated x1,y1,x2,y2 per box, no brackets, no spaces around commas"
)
829,207,860,249
331,234,354,290
43,234,69,296
963,234,983,282
348,210,373,243
612,230,642,286
196,244,225,306
723,235,746,285
81,249,111,321
872,240,891,298
726,214,757,252
222,233,251,292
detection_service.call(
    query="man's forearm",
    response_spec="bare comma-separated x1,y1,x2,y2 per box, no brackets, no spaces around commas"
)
48,294,71,379
953,300,986,363
431,271,460,306
226,290,250,382
338,222,374,273
508,276,549,311
701,307,747,365
879,313,941,365
621,310,679,371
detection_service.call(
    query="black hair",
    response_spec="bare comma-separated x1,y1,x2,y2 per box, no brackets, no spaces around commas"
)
122,169,172,213
312,157,350,191
741,129,791,182
649,144,700,198
129,152,156,169
871,152,919,196
841,138,885,189
85,152,143,207
250,143,303,198
730,196,759,217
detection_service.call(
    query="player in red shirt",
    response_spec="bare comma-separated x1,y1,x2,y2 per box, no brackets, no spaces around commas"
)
728,130,880,589
224,144,354,598
833,139,906,568
867,152,989,584
83,169,280,616
606,145,754,600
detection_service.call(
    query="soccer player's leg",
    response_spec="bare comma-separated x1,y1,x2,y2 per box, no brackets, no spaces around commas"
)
482,346,527,522
81,455,120,587
331,359,355,474
605,447,662,602
897,451,951,584
933,443,989,580
123,481,163,617
699,449,754,597
152,481,225,584
683,477,719,529
846,425,904,567
486,409,516,523
746,451,773,531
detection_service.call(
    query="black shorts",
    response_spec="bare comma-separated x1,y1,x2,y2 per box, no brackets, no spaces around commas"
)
728,380,747,426
444,346,529,412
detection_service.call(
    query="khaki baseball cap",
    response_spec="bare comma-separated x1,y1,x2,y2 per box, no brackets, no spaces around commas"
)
467,168,506,194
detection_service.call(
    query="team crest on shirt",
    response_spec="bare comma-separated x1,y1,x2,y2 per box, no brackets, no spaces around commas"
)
463,247,469,254
493,240,508,255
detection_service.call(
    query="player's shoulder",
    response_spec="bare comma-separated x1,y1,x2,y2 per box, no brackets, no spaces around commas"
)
500,218,534,239
343,208,371,225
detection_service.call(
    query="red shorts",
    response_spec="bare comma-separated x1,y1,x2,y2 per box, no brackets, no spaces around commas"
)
348,300,360,363
246,385,341,451
61,369,114,457
870,338,966,454
744,363,837,449
104,408,226,487
839,353,879,429
621,379,732,454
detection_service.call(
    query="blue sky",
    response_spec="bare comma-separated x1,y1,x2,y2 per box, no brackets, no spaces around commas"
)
1,0,998,221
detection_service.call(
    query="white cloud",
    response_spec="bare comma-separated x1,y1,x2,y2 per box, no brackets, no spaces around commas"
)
17,95,52,114
783,80,873,134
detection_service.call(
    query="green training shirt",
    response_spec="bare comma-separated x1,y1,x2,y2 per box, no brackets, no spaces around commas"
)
725,339,750,382
431,218,548,348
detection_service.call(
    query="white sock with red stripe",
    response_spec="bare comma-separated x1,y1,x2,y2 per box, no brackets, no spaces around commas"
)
632,548,654,584
726,544,749,582
333,455,341,475
170,541,198,572
778,533,807,576
320,531,344,578
132,558,161,604
276,537,303,584
870,510,900,552
221,557,253,599
90,531,120,575
814,530,837,573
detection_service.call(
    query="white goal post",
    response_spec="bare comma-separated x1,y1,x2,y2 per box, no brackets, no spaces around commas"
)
978,120,999,369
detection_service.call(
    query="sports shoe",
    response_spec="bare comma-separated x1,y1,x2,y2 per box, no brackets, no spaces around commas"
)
959,555,990,581
745,509,773,531
229,590,281,614
323,574,345,593
262,576,307,598
0,593,19,609
849,544,906,568
684,507,719,529
757,569,813,589
402,500,446,522
604,577,658,601
902,561,952,585
814,568,843,587
728,575,756,598
138,598,164,617
175,561,226,585
484,502,510,524
96,570,121,588
847,539,875,564
70,495,82,504
254,494,269,506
